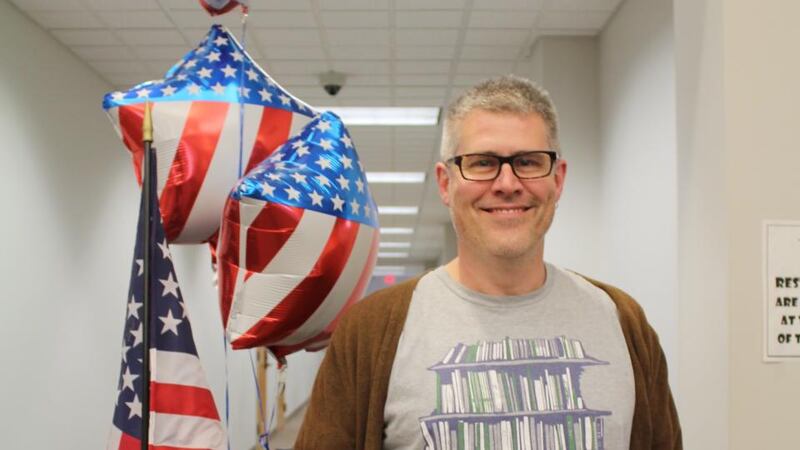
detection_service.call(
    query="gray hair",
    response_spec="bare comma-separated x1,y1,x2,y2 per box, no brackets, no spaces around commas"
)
439,74,560,160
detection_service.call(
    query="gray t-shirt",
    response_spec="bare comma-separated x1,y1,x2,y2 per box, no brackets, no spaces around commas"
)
383,264,635,450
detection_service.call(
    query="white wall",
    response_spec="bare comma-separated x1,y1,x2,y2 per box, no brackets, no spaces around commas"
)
531,37,604,277
0,2,321,448
597,0,679,378
673,0,729,447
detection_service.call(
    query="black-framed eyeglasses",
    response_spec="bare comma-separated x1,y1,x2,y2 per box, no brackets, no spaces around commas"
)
446,151,559,181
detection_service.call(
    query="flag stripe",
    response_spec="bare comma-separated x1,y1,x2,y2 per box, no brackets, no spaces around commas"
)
151,349,211,387
270,227,378,357
227,208,336,342
160,101,229,242
217,199,241,327
245,202,304,280
150,412,227,450
117,104,147,185
247,106,293,173
322,226,380,333
151,101,193,198
273,223,377,346
233,216,360,348
150,382,220,420
180,103,262,242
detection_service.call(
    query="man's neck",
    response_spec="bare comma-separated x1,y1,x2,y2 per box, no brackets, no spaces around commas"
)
445,249,547,297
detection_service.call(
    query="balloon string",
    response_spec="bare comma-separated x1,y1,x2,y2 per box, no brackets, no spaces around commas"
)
223,334,232,450
237,8,249,178
249,350,269,450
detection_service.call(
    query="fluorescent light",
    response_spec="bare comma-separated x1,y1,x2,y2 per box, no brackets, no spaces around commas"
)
367,172,426,184
380,227,414,235
379,242,412,249
318,107,440,126
378,252,409,258
378,206,419,215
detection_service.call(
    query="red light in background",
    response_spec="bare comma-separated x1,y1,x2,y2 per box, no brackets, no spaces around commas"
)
383,274,396,285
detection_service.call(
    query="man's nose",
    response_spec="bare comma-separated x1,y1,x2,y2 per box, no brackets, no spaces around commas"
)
492,162,523,193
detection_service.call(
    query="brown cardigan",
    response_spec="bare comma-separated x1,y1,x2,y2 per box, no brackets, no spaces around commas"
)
295,276,682,449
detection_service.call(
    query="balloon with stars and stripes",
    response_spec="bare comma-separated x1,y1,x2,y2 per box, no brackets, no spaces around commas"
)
102,24,316,244
218,111,380,357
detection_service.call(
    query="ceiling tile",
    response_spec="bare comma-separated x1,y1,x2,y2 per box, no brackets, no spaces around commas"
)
321,11,389,28
338,86,391,98
538,11,610,29
107,72,158,86
83,0,160,10
264,46,326,60
395,61,452,74
132,45,191,60
394,11,463,28
468,11,539,28
460,45,521,60
472,0,543,9
394,74,450,86
395,29,459,46
318,0,389,9
329,45,390,60
73,45,137,61
453,73,492,86
51,29,122,46
88,60,147,74
395,46,456,60
395,0,466,10
347,74,392,86
545,0,620,11
96,11,174,28
244,0,312,10
255,28,321,46
332,60,391,75
464,28,530,46
10,0,85,10
276,74,319,86
341,97,396,106
326,29,390,46
395,86,446,99
27,11,104,28
168,10,226,28
456,60,515,74
117,29,186,46
263,60,328,74
284,86,327,99
241,11,315,27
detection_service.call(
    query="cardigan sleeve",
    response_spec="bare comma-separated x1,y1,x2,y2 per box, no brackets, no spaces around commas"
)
294,309,360,450
643,320,683,449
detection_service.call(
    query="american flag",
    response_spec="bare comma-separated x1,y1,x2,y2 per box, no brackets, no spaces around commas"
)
218,112,380,356
199,0,248,15
103,25,315,244
107,157,226,450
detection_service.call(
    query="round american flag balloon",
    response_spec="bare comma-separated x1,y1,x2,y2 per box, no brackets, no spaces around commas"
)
102,25,316,244
218,112,380,356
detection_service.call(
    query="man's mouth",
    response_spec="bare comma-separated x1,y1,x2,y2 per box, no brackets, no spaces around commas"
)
480,206,531,214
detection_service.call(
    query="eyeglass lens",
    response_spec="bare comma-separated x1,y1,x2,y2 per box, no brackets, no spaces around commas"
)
459,153,553,180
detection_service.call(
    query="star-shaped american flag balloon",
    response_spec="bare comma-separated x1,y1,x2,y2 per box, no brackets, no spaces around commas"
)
217,111,380,356
102,24,316,244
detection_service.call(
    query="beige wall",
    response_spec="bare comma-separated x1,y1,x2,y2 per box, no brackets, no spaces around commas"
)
725,0,800,448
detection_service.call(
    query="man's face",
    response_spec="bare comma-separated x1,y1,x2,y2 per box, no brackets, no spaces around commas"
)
435,109,566,260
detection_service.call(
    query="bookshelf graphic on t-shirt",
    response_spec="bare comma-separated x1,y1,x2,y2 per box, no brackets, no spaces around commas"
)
419,336,610,450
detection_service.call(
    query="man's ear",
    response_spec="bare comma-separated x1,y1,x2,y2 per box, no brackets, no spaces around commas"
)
435,161,451,207
553,158,567,202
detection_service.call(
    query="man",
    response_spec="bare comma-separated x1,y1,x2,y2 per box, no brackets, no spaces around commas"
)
295,75,681,450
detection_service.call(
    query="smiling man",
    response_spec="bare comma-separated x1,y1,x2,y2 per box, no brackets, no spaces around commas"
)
295,75,681,450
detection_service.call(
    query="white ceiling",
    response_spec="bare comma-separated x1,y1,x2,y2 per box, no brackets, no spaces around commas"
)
10,0,622,271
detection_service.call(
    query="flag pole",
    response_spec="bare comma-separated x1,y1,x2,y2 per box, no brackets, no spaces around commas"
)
141,101,154,450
